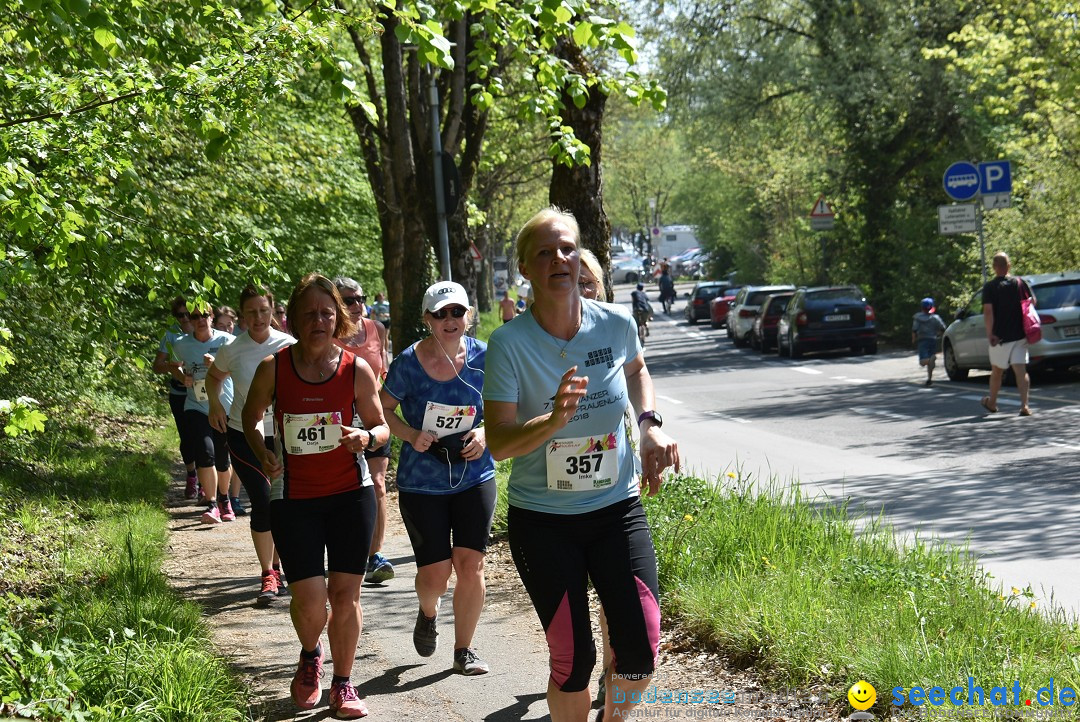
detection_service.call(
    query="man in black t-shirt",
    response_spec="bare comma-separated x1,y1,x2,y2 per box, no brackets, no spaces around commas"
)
981,252,1032,416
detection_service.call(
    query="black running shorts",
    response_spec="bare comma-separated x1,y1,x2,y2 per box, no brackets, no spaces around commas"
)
398,481,496,567
270,486,376,584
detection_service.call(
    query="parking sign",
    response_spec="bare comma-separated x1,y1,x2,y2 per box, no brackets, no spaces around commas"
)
978,161,1011,195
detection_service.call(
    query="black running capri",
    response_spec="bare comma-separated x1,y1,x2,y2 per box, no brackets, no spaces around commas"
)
398,481,496,567
169,393,195,465
182,410,229,472
226,427,273,533
270,486,377,584
508,497,660,693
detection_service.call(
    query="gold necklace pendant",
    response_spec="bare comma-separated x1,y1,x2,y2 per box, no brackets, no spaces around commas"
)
557,320,580,359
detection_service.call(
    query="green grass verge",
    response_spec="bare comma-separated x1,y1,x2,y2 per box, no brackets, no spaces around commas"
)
475,307,502,343
0,397,245,721
641,472,1080,715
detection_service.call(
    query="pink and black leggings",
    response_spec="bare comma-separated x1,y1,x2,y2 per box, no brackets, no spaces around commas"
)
508,497,660,693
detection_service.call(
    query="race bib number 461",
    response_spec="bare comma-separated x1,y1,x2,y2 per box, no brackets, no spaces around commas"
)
283,411,343,455
545,432,618,492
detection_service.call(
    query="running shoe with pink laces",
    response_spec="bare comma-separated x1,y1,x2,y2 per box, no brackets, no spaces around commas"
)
256,571,278,607
218,497,235,522
328,679,368,719
290,649,323,710
200,504,222,524
184,474,197,499
273,568,289,597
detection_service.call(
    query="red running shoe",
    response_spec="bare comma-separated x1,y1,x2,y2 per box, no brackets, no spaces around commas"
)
290,649,323,710
256,571,278,607
329,679,368,719
273,568,289,597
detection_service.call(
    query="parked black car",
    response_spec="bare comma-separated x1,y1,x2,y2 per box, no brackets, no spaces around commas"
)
683,281,732,324
776,286,877,358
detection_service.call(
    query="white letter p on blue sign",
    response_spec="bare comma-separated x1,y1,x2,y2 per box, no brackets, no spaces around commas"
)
979,161,1011,195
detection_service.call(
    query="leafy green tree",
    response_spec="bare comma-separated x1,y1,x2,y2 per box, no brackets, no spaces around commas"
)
0,0,377,430
656,0,985,331
334,0,664,347
925,0,1080,275
604,97,686,259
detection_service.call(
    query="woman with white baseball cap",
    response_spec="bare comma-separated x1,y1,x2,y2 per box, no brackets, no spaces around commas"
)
380,280,497,676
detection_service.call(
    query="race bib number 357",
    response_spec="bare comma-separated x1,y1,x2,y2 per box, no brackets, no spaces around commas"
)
546,432,618,492
283,411,343,455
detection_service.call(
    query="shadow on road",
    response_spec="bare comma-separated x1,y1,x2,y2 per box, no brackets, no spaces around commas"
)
688,377,1080,565
797,453,1080,565
483,692,549,721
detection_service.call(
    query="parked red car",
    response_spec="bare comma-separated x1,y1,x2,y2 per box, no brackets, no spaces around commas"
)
750,292,795,352
710,289,741,330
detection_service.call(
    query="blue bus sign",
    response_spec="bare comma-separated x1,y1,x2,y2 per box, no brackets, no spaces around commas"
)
943,161,980,201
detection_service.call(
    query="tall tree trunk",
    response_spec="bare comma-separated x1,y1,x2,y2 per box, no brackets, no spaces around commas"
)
343,7,496,346
548,39,613,300
474,223,493,312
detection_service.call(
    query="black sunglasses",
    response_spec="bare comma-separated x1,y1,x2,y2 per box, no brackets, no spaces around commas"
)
430,306,467,320
188,312,210,320
343,295,366,307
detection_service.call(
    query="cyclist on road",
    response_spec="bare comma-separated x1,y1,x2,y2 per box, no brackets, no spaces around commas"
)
630,283,652,345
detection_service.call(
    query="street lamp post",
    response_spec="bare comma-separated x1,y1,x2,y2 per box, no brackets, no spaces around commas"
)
647,197,657,258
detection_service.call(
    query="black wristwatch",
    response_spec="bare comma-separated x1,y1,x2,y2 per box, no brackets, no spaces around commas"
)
365,428,379,450
637,410,663,428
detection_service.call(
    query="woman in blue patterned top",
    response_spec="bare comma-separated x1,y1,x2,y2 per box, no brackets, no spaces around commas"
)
380,281,496,677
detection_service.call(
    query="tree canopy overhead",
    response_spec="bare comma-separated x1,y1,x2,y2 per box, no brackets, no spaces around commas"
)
0,0,377,431
1,0,669,431
332,0,665,347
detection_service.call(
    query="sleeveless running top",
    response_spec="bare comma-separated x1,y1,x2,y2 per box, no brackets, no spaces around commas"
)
271,346,372,500
338,318,385,379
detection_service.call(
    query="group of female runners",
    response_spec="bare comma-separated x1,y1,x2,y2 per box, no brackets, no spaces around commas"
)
153,207,678,722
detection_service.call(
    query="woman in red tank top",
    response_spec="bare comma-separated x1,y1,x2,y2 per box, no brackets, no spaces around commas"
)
243,273,388,719
333,277,395,584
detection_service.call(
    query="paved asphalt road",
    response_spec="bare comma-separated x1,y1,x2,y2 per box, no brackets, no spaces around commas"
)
618,282,1080,617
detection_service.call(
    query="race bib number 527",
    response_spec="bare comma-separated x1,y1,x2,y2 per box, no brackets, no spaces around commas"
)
422,401,477,439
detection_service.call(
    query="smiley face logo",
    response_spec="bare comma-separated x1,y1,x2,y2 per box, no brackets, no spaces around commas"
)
848,680,876,710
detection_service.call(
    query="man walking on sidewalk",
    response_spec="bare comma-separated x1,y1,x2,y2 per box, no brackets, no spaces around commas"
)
981,252,1033,416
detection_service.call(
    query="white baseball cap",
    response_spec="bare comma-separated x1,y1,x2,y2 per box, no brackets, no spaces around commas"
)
423,281,471,314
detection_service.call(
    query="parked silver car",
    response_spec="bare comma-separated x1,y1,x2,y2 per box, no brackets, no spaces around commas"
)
611,256,646,284
726,284,796,347
942,271,1080,380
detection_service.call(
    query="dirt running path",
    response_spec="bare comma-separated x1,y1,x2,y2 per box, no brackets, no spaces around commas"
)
162,480,839,721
